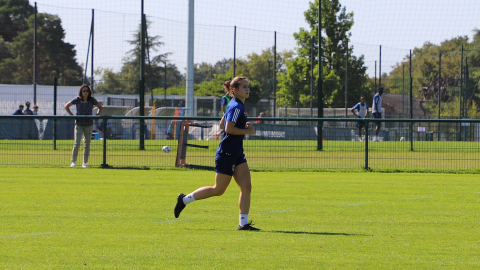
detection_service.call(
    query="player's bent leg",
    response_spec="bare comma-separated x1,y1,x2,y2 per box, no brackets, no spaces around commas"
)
193,173,232,200
174,174,232,218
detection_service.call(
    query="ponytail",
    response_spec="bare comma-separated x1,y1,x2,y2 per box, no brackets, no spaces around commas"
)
223,77,247,98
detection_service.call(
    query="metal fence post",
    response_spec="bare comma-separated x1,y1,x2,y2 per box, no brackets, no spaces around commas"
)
379,45,382,87
102,116,108,168
233,26,236,78
409,50,414,151
139,5,146,150
345,39,348,118
53,78,57,150
438,52,441,119
364,118,369,170
317,0,323,150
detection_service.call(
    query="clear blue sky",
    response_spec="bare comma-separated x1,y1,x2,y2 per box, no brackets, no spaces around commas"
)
30,0,480,78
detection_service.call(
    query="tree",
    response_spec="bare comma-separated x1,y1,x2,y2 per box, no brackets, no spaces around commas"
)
213,58,231,75
194,73,232,97
0,12,83,85
233,48,293,101
124,19,170,93
0,0,34,42
0,36,12,63
193,62,216,84
277,0,370,108
383,31,480,118
96,19,182,94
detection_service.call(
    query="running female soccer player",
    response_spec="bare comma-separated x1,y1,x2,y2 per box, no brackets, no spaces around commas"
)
174,77,259,231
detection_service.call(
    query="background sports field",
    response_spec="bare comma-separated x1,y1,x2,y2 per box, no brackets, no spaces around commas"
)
1,167,479,269
2,138,480,172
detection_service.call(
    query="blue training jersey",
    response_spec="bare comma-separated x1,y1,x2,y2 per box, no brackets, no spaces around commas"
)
217,97,247,155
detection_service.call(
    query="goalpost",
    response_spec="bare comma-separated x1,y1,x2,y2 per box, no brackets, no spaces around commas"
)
175,120,213,169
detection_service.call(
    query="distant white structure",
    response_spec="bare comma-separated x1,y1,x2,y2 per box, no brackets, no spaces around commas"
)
0,84,222,116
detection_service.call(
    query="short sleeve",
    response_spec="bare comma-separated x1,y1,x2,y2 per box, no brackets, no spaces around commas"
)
225,105,242,124
70,97,80,105
221,97,227,106
352,103,359,110
91,97,98,105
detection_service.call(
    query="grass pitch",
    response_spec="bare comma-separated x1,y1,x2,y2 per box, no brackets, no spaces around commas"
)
1,167,480,269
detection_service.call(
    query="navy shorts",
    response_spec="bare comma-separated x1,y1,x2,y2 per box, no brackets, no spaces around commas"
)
214,153,247,176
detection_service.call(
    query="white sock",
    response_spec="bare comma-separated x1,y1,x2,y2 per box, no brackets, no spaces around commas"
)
183,193,196,205
239,214,249,226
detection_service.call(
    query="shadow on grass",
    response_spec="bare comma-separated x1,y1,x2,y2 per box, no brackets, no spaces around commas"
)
189,228,371,236
265,230,372,236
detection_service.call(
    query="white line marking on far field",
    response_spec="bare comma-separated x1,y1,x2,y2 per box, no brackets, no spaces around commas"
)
405,196,434,200
158,219,189,224
255,210,294,215
1,232,56,239
337,203,366,207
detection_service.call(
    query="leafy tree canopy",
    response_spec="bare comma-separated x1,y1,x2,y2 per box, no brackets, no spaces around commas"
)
0,0,34,42
277,0,370,108
96,19,182,94
0,11,83,85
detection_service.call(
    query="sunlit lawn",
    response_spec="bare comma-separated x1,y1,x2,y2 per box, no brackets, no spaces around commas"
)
1,168,480,268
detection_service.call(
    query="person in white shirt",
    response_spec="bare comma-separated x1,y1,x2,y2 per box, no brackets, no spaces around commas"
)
351,96,369,141
372,87,384,141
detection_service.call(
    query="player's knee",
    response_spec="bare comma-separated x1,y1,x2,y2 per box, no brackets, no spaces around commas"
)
212,186,227,196
240,182,252,194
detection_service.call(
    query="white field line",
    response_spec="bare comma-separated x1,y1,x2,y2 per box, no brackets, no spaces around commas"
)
404,196,434,200
255,210,294,215
1,232,56,239
158,219,190,224
337,203,366,207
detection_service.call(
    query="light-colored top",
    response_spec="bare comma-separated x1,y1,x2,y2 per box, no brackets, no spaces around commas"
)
352,102,368,118
372,94,382,114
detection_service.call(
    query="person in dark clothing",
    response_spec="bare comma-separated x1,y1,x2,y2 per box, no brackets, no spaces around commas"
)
23,101,34,115
174,77,260,231
13,105,24,115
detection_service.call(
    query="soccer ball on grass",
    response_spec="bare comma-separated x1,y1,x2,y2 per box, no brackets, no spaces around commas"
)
162,145,171,153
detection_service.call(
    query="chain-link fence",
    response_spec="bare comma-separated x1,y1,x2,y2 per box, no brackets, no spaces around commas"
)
1,115,479,172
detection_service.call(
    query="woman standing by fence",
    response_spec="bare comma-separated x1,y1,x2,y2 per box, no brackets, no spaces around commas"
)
64,84,103,168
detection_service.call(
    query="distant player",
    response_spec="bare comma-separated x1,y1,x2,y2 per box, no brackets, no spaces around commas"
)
351,96,368,141
217,86,231,139
174,77,260,231
220,87,230,114
372,87,384,142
